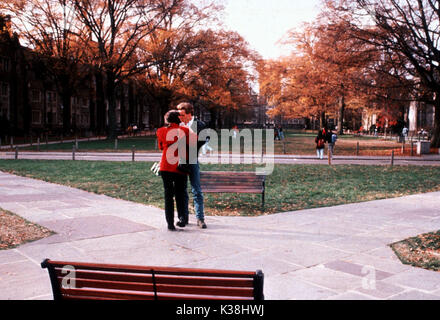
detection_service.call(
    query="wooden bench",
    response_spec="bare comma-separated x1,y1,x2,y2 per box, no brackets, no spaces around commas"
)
200,171,266,209
41,259,264,300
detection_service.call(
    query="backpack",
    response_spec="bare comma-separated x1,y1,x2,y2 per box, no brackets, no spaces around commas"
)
317,138,325,148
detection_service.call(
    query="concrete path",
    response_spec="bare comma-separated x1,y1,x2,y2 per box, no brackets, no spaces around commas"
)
1,171,440,300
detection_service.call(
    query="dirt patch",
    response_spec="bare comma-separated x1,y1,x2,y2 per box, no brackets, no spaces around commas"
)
391,231,440,272
0,209,54,250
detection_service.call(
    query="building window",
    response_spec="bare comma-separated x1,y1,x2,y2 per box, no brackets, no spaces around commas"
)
47,91,57,103
32,110,41,124
0,82,9,119
46,91,57,117
31,89,41,103
0,57,10,72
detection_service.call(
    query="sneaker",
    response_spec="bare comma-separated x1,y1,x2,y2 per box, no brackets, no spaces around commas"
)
197,219,207,229
168,225,176,231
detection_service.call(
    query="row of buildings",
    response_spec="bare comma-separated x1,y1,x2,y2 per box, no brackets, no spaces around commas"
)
0,15,154,138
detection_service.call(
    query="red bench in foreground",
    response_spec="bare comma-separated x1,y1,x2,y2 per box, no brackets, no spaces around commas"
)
41,259,264,300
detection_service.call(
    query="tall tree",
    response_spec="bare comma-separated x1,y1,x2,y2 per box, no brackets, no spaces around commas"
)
72,0,180,139
184,29,257,128
136,0,222,124
328,0,440,146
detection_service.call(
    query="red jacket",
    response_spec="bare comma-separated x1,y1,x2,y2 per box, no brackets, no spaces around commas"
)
156,124,191,174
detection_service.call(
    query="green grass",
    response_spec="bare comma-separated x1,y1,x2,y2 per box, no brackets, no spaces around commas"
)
1,160,440,216
23,136,158,152
15,129,407,156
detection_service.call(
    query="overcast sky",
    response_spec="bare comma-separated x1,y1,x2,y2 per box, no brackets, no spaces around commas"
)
223,0,322,60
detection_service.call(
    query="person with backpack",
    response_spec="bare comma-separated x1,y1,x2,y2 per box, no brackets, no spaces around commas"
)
315,128,326,159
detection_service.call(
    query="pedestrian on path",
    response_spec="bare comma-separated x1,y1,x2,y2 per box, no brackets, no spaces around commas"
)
278,125,285,140
327,129,337,159
315,128,326,159
156,110,192,231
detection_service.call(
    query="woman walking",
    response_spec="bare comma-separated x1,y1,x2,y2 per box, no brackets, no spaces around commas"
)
315,128,326,159
156,110,192,231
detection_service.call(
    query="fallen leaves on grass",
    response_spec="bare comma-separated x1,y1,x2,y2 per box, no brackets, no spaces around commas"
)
0,209,54,250
391,231,440,272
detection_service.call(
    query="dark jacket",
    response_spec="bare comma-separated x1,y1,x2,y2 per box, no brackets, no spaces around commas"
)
188,119,209,163
315,130,326,149
190,119,207,152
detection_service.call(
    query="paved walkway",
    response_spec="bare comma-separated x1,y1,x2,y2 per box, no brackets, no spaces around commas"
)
1,170,440,300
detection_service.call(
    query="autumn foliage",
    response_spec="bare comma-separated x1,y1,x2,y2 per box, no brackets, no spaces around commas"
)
0,0,257,136
258,0,440,146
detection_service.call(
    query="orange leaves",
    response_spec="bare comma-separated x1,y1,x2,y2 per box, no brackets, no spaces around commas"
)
259,16,380,122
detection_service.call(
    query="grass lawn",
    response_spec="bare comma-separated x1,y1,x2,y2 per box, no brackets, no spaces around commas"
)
15,130,414,156
1,160,440,216
22,136,157,152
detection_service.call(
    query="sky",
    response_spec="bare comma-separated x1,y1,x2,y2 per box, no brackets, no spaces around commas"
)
223,0,322,60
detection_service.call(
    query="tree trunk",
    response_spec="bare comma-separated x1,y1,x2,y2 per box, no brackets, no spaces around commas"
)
120,89,126,133
217,109,223,129
320,111,326,129
431,94,440,148
61,88,72,135
106,71,117,140
89,99,96,133
338,94,345,135
128,82,135,126
95,72,106,135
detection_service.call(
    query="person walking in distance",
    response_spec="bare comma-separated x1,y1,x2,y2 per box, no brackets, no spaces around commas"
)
327,129,337,160
177,102,207,229
315,128,326,160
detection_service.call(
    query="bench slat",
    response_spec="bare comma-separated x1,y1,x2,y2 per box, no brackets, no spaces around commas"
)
60,278,254,297
61,288,156,300
200,177,265,182
53,269,254,287
203,188,262,193
46,260,256,278
201,182,264,186
61,288,253,301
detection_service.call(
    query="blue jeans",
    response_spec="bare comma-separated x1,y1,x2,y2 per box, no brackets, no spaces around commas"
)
184,163,205,221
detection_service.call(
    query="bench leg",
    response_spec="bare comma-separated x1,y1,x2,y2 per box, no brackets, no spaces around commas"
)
254,270,264,300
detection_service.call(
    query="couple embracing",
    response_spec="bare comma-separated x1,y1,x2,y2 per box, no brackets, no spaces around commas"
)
156,102,208,231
